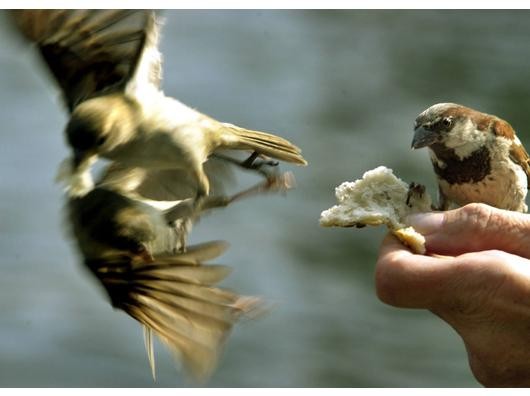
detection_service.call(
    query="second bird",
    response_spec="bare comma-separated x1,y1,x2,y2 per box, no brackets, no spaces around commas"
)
12,10,307,198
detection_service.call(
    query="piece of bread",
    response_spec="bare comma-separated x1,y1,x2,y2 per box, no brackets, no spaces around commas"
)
319,166,432,254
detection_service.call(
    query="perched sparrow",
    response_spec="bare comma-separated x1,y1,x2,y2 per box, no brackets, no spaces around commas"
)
412,103,530,212
67,172,262,380
12,10,307,197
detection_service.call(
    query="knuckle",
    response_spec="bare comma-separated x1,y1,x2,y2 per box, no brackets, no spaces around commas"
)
460,202,491,219
458,203,494,230
481,249,508,261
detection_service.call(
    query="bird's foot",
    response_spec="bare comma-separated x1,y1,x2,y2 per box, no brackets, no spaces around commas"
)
406,182,426,208
197,171,296,212
241,151,280,170
172,218,191,253
211,151,279,178
227,171,296,203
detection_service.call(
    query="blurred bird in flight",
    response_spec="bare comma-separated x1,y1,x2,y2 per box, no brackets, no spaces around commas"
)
12,10,307,199
67,161,271,379
11,9,303,380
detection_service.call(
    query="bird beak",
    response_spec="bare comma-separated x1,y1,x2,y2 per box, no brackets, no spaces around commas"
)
411,125,437,149
72,149,97,173
73,149,88,169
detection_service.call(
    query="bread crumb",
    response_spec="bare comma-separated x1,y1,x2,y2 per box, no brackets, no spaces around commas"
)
320,166,432,254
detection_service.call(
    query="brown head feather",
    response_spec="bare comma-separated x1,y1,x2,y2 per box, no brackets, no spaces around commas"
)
491,118,516,140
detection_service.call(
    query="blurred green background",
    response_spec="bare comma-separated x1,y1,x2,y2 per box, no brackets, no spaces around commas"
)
2,10,530,387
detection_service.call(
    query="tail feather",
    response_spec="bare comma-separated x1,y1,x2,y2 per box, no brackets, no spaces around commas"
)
133,263,232,286
175,240,229,263
134,288,238,326
138,279,240,305
132,296,232,351
85,241,261,381
133,307,221,379
143,326,156,380
222,123,307,165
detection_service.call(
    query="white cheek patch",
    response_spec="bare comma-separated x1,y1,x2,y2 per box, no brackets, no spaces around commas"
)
444,119,489,159
495,135,514,153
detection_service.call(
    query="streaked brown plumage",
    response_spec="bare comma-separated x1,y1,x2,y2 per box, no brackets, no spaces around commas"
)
11,10,156,111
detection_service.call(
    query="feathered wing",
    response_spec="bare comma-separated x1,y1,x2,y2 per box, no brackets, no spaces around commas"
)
98,158,234,203
84,241,260,380
510,143,530,189
124,11,164,97
491,119,530,189
66,185,259,380
11,10,160,112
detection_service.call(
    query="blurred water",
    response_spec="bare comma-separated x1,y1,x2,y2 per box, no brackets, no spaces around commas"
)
2,10,530,387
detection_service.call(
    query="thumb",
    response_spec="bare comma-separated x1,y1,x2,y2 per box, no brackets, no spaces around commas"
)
407,203,530,258
375,233,458,309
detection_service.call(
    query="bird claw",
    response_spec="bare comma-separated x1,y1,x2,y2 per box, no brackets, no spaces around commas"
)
265,171,296,194
406,182,426,207
173,218,192,253
241,151,279,169
211,152,280,179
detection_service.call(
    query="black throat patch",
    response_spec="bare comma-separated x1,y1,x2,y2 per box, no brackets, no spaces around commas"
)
429,143,491,184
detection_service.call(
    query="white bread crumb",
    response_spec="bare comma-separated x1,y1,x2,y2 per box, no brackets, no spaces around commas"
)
319,166,432,254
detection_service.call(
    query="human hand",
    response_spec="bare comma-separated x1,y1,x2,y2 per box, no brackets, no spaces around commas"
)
375,203,530,387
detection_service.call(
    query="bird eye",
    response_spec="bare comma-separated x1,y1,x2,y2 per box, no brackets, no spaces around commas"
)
442,117,452,128
96,136,107,147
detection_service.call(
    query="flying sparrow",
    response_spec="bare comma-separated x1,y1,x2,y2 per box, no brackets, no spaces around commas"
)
67,165,264,380
412,103,530,212
12,10,307,197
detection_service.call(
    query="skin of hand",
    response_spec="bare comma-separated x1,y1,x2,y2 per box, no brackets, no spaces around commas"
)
375,203,530,387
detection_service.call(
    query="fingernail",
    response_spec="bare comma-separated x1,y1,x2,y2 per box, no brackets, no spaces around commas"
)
406,212,444,235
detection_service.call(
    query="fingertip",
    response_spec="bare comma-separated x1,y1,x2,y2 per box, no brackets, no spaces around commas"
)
378,232,414,258
406,211,445,235
377,233,424,270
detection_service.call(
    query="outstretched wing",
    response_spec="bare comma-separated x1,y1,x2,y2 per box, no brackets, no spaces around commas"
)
84,242,261,380
11,10,162,112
